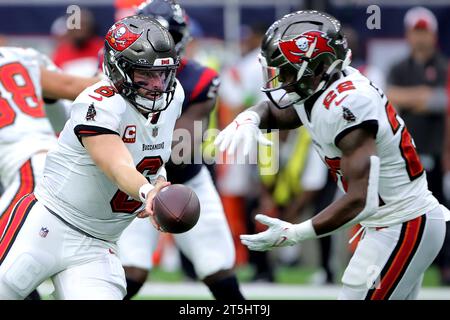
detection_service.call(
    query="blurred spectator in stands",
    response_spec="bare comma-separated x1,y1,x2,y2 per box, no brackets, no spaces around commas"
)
114,0,144,21
239,23,267,56
0,35,8,46
52,8,103,77
50,15,68,44
387,6,450,285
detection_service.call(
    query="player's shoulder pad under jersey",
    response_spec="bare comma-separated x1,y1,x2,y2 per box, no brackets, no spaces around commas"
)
70,80,127,134
74,80,127,115
320,79,380,146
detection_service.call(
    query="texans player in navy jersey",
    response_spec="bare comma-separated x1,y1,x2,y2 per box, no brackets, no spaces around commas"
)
116,0,244,300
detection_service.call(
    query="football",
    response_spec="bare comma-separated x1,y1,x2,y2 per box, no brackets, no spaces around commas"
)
153,184,200,233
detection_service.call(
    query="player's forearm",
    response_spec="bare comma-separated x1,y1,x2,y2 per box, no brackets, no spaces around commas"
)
41,68,99,101
248,100,301,130
290,156,379,242
311,194,367,235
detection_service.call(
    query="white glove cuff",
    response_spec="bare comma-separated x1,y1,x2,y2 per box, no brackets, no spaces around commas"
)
291,219,317,242
139,183,155,203
236,110,261,126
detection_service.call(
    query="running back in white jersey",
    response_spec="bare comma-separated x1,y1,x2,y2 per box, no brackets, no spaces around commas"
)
293,67,439,227
35,79,184,242
0,47,59,183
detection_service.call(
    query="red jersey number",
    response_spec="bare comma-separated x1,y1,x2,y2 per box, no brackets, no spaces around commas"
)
0,62,45,129
384,102,423,180
323,81,356,109
110,156,163,214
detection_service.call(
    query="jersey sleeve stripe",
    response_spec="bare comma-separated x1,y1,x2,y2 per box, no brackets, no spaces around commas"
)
0,159,35,238
190,69,218,102
74,124,119,146
0,193,36,265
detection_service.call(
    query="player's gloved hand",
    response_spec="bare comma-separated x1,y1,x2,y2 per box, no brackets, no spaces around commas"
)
214,110,272,157
240,214,316,251
443,172,450,204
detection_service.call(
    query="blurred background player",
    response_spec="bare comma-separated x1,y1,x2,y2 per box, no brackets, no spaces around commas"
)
0,15,180,299
0,46,100,299
117,0,244,301
386,6,450,285
52,8,103,77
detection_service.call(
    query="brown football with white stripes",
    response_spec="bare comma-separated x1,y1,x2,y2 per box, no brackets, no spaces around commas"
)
152,184,200,234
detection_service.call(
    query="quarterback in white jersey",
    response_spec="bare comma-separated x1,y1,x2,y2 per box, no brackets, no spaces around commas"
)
0,16,181,299
216,11,449,299
117,0,244,301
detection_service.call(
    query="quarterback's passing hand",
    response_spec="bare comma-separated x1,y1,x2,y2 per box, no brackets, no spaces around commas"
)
240,214,298,251
214,111,272,157
137,179,171,221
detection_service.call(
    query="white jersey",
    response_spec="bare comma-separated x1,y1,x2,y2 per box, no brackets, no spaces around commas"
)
35,79,184,241
0,47,57,184
293,67,439,227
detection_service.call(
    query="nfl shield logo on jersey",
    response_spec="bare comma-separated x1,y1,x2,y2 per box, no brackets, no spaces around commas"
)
152,126,159,138
39,227,49,238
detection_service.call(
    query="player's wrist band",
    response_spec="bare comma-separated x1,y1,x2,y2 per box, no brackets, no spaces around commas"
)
139,183,155,203
292,219,317,241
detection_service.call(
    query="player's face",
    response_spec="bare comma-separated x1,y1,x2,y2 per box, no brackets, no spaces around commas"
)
133,69,167,100
406,28,436,53
278,65,298,93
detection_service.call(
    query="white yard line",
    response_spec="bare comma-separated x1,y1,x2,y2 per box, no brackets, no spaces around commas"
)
37,281,450,300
